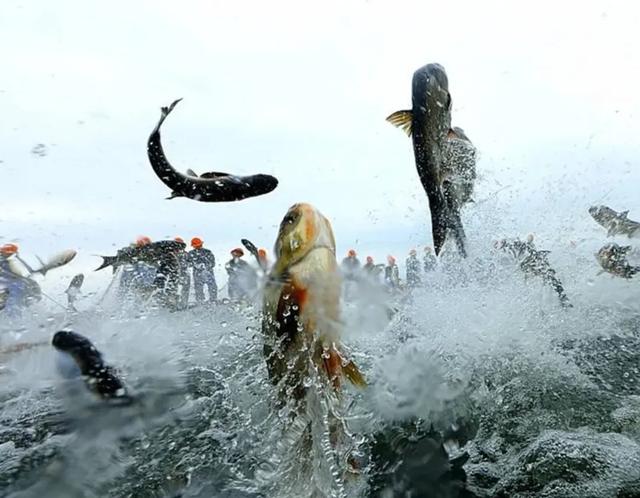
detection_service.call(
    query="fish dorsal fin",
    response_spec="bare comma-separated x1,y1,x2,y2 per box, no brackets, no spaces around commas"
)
386,110,413,136
186,169,198,177
199,171,230,179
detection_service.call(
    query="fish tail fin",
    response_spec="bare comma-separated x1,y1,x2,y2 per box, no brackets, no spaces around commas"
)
448,208,467,257
95,256,117,272
321,346,367,389
34,255,47,276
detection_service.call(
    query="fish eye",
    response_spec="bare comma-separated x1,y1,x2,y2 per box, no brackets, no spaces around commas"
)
282,212,299,226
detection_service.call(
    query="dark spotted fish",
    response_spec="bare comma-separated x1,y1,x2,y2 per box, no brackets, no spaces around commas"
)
147,99,278,202
95,240,184,273
596,243,639,279
387,64,476,257
52,330,131,401
589,205,640,238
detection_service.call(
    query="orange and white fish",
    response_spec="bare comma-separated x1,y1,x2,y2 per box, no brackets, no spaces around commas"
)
262,203,366,399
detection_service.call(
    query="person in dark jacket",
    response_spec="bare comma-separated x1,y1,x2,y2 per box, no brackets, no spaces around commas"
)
423,246,437,273
384,255,400,291
340,249,361,280
225,248,257,301
406,249,421,287
0,243,41,315
174,237,191,308
188,237,217,303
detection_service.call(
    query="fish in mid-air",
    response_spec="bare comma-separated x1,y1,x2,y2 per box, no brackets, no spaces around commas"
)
65,273,84,311
596,243,639,279
52,330,131,402
16,249,77,276
589,205,640,238
147,99,278,202
496,237,572,308
387,63,476,257
95,240,184,273
262,203,366,401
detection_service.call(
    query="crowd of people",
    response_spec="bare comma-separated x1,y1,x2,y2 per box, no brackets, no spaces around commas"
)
117,236,261,308
339,247,438,296
0,236,441,315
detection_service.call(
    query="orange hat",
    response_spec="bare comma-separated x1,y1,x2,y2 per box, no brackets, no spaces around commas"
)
387,255,396,264
191,237,203,249
258,248,267,259
174,236,185,244
348,249,356,257
0,243,19,256
231,248,244,257
135,236,151,247
366,256,373,264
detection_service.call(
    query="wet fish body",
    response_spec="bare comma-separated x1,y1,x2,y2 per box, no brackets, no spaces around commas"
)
498,239,571,307
147,99,278,202
96,240,185,272
52,330,130,401
262,203,365,400
596,243,639,279
65,273,84,310
589,205,640,238
387,64,476,256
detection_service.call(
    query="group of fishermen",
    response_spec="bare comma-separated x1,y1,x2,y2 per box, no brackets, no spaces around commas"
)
116,236,260,309
339,247,438,296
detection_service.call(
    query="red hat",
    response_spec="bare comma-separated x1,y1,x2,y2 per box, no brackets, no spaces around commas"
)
174,236,185,244
191,237,203,249
366,256,373,263
348,249,356,257
231,248,244,257
136,236,151,247
0,243,18,256
387,255,396,264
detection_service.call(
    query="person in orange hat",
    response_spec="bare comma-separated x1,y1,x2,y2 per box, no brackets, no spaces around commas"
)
225,248,256,301
119,236,156,297
135,236,152,247
406,249,421,287
340,249,362,301
384,255,400,291
340,249,361,279
257,248,269,272
0,243,41,315
188,237,217,303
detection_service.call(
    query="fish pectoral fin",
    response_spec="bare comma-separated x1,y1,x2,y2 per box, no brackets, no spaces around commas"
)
342,358,367,388
199,171,231,179
321,346,367,388
186,169,198,177
386,110,413,136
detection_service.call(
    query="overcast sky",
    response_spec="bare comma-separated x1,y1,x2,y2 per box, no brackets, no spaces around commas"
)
1,0,639,292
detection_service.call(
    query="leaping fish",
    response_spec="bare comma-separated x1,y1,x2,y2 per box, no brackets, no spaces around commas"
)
52,330,131,402
147,99,279,202
596,243,639,279
387,63,477,257
589,205,640,238
262,203,366,401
